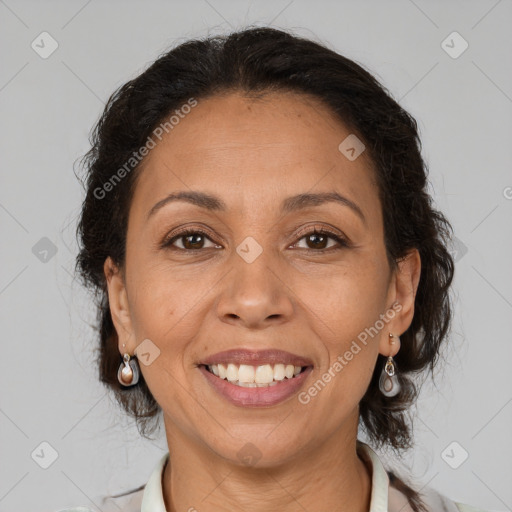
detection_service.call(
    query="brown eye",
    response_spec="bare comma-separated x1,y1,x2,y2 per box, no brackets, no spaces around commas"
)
304,232,329,249
162,227,348,253
293,228,348,251
163,229,220,251
181,233,206,250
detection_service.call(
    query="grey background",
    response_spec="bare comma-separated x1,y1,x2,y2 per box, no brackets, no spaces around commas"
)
1,0,511,511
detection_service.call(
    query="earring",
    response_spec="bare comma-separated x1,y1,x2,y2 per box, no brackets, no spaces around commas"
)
379,333,401,397
117,353,140,387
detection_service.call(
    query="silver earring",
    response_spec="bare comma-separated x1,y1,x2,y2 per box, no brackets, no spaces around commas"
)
117,353,140,387
379,334,401,397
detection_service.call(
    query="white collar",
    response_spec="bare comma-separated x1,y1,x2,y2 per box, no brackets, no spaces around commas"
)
141,440,390,511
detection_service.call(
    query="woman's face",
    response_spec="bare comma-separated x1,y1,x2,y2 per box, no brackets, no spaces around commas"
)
105,91,419,466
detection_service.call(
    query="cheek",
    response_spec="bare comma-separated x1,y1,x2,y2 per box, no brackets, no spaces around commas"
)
127,257,211,336
123,268,193,390
293,259,389,341
128,275,197,418
294,259,388,401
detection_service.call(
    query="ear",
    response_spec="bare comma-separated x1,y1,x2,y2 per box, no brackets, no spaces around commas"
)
104,256,136,354
379,248,421,357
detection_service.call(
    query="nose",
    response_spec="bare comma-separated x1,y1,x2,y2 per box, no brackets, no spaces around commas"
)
215,248,294,330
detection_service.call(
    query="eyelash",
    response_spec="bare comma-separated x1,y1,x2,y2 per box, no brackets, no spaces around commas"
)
161,226,349,253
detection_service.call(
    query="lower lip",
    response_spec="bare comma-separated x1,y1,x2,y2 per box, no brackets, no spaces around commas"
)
199,365,313,407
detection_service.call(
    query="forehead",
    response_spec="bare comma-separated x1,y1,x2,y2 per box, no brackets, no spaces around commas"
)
130,91,379,225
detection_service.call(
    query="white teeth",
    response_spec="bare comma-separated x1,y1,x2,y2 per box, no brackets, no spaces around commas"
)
273,364,285,381
238,364,255,383
206,362,306,384
284,365,294,379
255,364,273,384
226,363,238,382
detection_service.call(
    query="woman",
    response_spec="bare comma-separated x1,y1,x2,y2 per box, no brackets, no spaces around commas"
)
66,26,493,512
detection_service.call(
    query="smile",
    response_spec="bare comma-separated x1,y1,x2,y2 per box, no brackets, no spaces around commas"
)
199,363,313,407
205,363,306,387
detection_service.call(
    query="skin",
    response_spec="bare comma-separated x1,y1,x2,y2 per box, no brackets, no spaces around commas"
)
104,90,421,512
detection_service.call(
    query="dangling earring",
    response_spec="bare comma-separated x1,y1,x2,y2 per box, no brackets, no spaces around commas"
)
117,345,140,387
379,333,401,397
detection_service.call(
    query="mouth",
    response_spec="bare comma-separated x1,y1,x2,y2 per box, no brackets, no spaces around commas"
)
200,362,311,387
197,349,314,407
197,363,313,408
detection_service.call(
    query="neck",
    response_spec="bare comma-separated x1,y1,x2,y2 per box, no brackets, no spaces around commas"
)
161,414,372,512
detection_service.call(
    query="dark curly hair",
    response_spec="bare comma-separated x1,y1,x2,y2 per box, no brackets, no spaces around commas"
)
75,26,454,510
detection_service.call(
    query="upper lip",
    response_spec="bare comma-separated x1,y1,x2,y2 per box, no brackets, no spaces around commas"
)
200,349,314,367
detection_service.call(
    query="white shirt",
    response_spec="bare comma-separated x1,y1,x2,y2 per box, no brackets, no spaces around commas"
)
58,441,493,512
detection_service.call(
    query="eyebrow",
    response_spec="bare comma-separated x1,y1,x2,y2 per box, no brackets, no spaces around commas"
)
147,190,366,225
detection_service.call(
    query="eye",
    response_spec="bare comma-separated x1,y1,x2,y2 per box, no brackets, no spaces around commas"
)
162,229,221,251
292,227,349,251
161,226,349,253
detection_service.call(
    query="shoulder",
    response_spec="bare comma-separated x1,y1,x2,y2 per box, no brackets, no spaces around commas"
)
55,452,166,512
420,485,497,512
359,442,495,512
387,474,495,512
55,486,144,512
